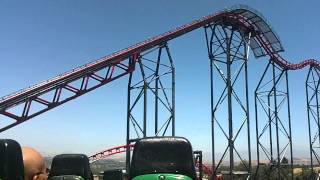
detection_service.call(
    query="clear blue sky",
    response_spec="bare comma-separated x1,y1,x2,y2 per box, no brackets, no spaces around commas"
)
0,0,319,161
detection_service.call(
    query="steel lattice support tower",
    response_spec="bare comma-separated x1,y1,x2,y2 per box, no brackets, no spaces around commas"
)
126,43,175,171
254,61,293,179
205,23,252,179
306,66,320,179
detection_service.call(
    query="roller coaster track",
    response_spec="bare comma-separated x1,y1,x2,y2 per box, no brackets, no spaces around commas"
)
89,144,214,177
0,6,319,132
89,144,134,163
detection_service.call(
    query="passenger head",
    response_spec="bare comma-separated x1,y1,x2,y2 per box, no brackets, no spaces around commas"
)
22,147,47,180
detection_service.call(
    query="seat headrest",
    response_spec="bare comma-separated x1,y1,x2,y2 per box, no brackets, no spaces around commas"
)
130,136,196,179
49,154,92,180
0,139,24,180
103,170,123,180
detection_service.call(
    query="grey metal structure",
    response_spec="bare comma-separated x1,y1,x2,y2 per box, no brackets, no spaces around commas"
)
254,61,293,179
126,43,175,171
306,66,320,179
205,22,252,179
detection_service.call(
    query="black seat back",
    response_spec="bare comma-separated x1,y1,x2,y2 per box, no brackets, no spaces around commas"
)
103,169,123,180
49,154,92,180
130,137,196,179
0,139,24,180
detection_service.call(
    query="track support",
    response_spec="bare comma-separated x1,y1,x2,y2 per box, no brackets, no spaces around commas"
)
126,43,175,171
306,66,320,179
255,60,293,179
205,23,252,179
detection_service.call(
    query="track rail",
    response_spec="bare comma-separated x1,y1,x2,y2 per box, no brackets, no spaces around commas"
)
0,6,319,132
89,144,134,163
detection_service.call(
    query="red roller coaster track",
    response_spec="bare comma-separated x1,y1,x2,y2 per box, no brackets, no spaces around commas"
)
0,6,319,132
89,144,134,163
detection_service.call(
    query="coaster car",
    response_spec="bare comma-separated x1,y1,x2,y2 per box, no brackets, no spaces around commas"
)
0,139,24,180
129,137,196,180
48,154,93,180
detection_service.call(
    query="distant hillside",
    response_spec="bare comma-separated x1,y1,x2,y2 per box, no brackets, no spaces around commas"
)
90,159,126,174
45,156,125,175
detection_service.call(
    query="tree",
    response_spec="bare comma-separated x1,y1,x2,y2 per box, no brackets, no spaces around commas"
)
281,157,288,164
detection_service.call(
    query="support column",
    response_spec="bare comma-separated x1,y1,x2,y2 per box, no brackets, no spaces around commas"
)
126,43,175,171
306,66,320,179
204,23,252,179
255,60,293,179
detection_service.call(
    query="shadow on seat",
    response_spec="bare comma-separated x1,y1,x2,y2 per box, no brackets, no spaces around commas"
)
129,136,196,180
48,154,92,180
0,139,24,180
103,169,123,180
